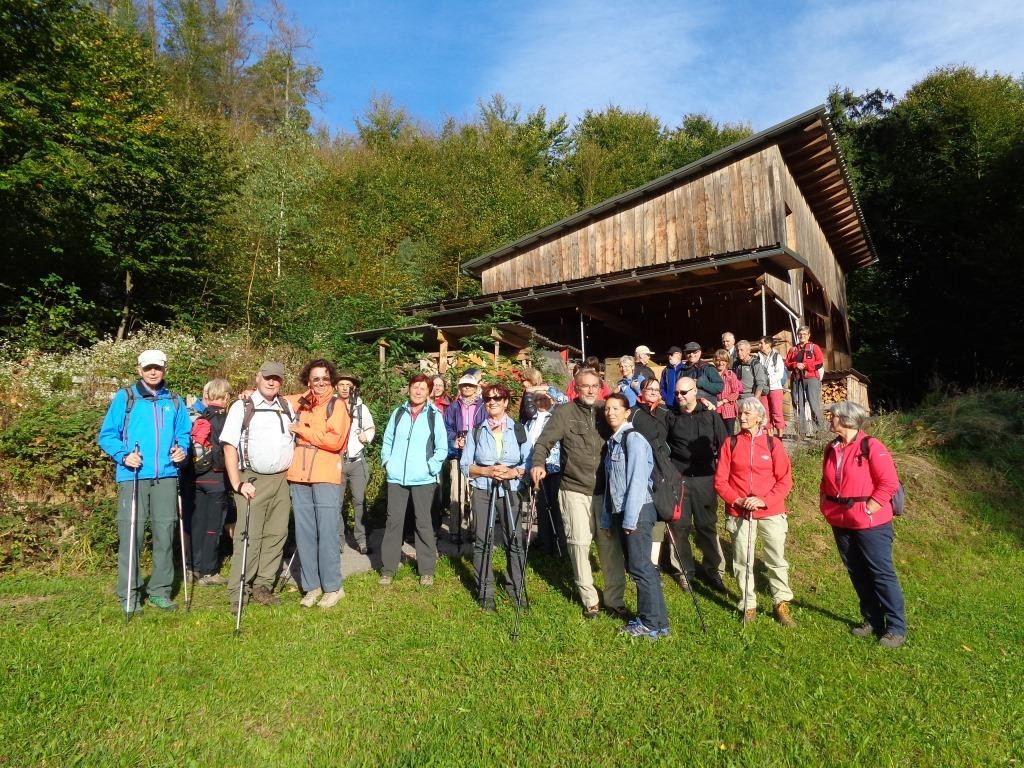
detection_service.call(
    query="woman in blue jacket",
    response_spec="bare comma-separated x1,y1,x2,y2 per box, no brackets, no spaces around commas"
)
379,374,449,586
461,382,529,611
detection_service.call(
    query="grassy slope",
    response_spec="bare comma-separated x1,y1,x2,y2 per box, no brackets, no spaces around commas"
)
2,394,1023,768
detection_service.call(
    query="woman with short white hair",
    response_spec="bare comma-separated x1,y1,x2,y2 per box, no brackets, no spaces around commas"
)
714,397,795,625
821,401,907,648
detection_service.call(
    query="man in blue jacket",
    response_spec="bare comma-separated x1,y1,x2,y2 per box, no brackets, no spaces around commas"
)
98,349,191,613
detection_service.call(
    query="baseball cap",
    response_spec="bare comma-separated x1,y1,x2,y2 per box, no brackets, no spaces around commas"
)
682,342,702,353
137,349,167,368
667,345,683,355
635,345,654,357
457,374,479,387
259,361,286,379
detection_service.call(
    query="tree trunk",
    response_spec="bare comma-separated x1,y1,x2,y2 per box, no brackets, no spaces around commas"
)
116,269,133,342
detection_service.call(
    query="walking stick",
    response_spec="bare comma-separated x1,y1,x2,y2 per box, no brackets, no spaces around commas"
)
173,451,190,613
475,481,499,608
125,442,140,624
508,482,530,642
742,508,756,621
665,523,707,634
277,550,297,592
454,465,464,548
234,477,256,636
538,479,563,559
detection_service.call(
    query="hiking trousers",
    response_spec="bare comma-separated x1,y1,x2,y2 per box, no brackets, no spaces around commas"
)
291,481,343,594
116,477,178,606
727,513,793,612
558,489,626,609
381,483,437,577
341,455,370,550
191,487,228,577
227,471,291,598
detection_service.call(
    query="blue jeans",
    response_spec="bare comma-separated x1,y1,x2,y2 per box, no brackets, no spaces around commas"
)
832,522,906,635
290,482,343,593
615,503,668,631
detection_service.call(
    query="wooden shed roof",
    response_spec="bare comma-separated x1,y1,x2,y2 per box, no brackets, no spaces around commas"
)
462,105,876,276
346,321,582,355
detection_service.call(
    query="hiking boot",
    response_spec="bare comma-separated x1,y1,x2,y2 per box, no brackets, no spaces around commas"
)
251,585,280,606
147,595,177,612
619,618,664,639
318,589,344,609
299,588,323,608
419,575,434,587
582,603,600,620
878,632,906,649
607,605,631,621
197,573,227,586
480,597,497,612
851,621,877,638
674,574,693,593
705,574,728,594
121,600,143,615
357,544,369,556
774,601,796,627
378,574,393,586
741,608,757,624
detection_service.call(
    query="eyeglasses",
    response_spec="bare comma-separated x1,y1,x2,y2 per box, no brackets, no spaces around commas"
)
310,377,331,384
579,383,600,390
483,396,506,403
676,388,694,396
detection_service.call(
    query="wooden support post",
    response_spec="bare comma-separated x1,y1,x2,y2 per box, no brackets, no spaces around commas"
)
437,330,450,374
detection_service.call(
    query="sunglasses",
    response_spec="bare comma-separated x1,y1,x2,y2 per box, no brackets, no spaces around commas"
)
141,365,165,372
483,395,506,403
676,388,694,396
310,376,332,384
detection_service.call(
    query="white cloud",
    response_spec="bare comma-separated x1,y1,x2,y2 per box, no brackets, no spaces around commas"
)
474,0,1024,131
474,0,720,127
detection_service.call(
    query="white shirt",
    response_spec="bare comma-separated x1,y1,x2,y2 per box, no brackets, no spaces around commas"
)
220,393,295,474
345,398,376,458
759,350,786,391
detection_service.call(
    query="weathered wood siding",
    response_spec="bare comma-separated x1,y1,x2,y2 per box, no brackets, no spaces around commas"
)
479,148,786,294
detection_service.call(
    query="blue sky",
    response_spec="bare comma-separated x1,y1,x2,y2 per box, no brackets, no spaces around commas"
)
283,0,1024,136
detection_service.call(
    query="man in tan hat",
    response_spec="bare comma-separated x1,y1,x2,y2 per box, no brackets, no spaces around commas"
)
221,362,296,612
336,370,376,554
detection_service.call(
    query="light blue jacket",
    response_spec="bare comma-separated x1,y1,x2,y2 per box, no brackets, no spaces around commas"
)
381,401,449,486
97,381,192,483
601,425,653,531
460,416,529,495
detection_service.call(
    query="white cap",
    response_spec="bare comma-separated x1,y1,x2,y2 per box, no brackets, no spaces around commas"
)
457,374,479,387
137,349,167,368
635,345,654,357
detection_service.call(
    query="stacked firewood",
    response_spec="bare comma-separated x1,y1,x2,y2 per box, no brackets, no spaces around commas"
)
821,379,848,407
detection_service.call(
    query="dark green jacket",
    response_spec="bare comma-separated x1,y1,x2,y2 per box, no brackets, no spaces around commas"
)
530,398,611,495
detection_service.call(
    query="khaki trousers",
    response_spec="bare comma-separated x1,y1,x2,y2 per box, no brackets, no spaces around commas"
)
227,471,291,599
726,513,794,612
558,489,626,609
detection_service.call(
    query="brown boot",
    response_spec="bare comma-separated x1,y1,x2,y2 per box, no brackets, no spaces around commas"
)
742,608,757,624
774,601,795,627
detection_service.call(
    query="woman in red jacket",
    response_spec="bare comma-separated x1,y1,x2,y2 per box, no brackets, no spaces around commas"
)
820,400,907,648
714,397,794,625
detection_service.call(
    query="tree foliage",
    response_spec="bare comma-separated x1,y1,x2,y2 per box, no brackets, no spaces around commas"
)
831,68,1024,402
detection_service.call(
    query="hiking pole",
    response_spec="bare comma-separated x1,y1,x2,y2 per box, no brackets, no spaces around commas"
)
508,482,529,642
476,481,499,608
234,477,257,637
665,523,707,634
453,467,464,548
125,442,141,624
277,549,297,592
172,447,190,613
742,507,756,622
538,480,563,559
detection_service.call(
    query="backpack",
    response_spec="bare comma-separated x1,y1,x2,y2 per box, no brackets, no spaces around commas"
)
239,395,295,471
729,433,776,454
859,437,906,516
472,421,529,458
391,405,439,460
120,384,184,437
192,406,228,475
620,427,686,524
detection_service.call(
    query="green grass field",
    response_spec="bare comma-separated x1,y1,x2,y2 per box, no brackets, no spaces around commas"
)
3,397,1024,767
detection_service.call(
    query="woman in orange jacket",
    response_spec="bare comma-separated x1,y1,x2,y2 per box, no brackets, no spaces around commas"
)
286,359,351,609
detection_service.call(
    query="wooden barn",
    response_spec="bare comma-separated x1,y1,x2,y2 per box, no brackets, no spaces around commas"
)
396,106,877,371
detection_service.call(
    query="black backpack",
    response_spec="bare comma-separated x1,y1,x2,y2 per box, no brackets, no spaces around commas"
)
390,405,439,460
620,427,686,524
192,406,228,475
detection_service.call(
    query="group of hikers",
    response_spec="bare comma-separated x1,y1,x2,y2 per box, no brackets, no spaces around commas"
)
98,325,908,647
